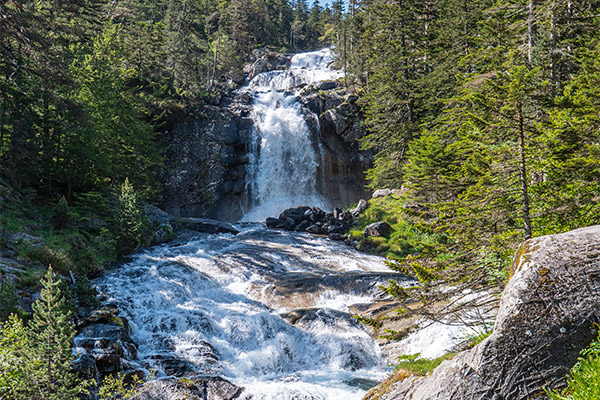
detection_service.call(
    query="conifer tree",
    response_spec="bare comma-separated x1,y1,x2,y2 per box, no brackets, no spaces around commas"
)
24,267,85,400
116,178,146,254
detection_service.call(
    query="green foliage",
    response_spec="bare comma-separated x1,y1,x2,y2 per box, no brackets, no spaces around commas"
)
74,273,100,308
22,245,72,275
0,281,22,321
115,178,146,254
24,268,86,400
0,269,88,399
546,331,600,400
0,314,29,397
97,371,148,400
353,315,383,329
395,353,456,376
51,196,71,230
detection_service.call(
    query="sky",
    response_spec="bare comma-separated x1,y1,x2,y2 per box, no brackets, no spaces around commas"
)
319,0,347,7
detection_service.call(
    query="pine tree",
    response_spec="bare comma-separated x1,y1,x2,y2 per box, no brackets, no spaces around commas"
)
116,178,146,254
24,267,85,400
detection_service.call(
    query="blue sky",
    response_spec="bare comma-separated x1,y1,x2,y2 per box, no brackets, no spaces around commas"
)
318,0,347,7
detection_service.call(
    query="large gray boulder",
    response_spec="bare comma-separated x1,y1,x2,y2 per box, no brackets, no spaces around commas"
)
130,376,243,400
370,225,600,400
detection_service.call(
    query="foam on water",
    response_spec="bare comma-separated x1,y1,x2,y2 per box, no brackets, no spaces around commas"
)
93,226,396,399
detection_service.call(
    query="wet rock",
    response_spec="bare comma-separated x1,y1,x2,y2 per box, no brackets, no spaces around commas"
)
244,47,291,80
327,225,345,235
350,199,369,218
315,80,340,91
306,224,323,235
94,352,121,374
266,217,281,228
333,207,343,220
75,308,139,377
72,353,97,380
280,206,311,224
374,225,600,400
295,220,311,232
363,222,391,238
328,233,344,241
177,218,239,235
151,223,174,245
149,355,191,377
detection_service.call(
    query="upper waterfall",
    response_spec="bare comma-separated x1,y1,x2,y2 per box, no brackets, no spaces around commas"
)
242,49,344,222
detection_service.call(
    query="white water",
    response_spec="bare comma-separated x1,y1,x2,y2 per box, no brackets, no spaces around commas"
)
243,49,344,222
93,226,407,399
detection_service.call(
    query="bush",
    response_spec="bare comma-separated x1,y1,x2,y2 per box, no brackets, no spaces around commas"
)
23,245,71,274
0,281,21,321
51,196,71,229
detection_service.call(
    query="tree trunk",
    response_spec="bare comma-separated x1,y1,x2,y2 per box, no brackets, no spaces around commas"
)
527,0,535,66
518,104,532,239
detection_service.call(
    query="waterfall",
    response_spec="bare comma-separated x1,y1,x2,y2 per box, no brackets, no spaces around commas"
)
91,226,405,399
242,49,344,222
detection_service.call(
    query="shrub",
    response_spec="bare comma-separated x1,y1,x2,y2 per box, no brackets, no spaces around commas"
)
51,196,71,229
0,281,21,321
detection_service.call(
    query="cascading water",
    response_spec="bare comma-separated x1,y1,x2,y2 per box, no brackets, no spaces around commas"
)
91,226,408,399
243,49,344,222
83,49,416,400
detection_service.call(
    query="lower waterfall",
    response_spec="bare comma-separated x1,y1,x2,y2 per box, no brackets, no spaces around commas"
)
93,226,404,399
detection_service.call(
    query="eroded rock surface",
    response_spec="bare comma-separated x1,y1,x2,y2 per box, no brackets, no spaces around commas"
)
369,225,600,400
130,376,243,400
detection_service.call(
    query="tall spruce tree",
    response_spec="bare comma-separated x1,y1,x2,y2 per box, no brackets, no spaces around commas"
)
25,267,85,400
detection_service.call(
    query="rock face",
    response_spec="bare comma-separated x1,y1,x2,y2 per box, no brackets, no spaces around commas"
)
371,225,600,400
74,308,140,380
243,47,291,80
158,99,253,221
299,84,372,208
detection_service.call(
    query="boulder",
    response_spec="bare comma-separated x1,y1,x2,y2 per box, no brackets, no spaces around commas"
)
372,189,392,199
306,224,323,235
315,80,340,91
322,109,348,136
295,220,311,232
371,225,600,400
130,376,243,400
363,222,391,238
328,233,344,241
350,199,369,218
177,218,239,235
279,206,312,224
266,217,281,228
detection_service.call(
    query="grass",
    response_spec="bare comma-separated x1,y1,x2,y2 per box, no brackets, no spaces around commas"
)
346,193,448,259
546,331,600,400
395,352,457,376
